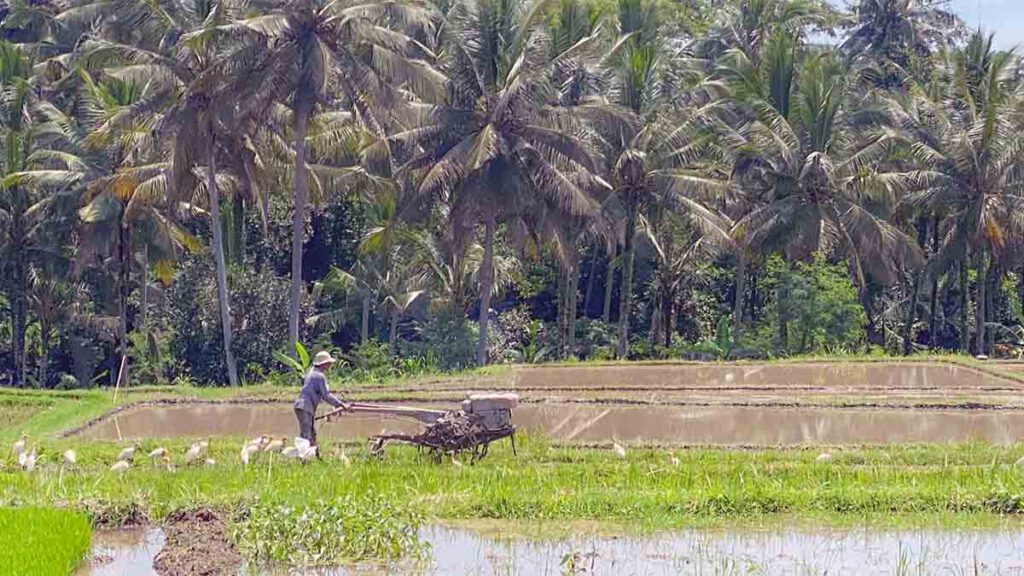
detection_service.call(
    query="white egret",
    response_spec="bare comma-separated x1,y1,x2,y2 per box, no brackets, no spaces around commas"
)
116,443,140,462
265,437,285,453
612,441,627,459
12,433,27,457
184,438,209,465
19,449,37,472
110,460,130,473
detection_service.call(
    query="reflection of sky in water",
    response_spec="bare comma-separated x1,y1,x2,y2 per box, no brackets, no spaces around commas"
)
80,526,1024,575
77,402,1024,445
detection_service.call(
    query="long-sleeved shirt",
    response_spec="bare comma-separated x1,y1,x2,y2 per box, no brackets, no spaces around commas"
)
294,368,343,414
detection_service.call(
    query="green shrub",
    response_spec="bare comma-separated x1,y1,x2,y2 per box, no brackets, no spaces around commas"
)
231,495,426,566
401,308,477,370
167,257,291,385
753,255,867,355
576,319,616,360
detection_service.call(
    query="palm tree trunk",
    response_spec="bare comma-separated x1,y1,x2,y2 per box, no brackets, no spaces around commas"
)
987,260,998,354
582,244,598,318
232,197,245,266
207,138,239,386
928,275,939,349
361,296,371,344
732,251,747,347
288,102,312,352
665,296,675,348
141,245,148,329
561,260,569,354
777,280,789,352
928,215,940,350
118,216,130,389
388,306,399,357
959,260,969,353
38,320,49,388
10,209,26,387
602,244,616,323
617,210,637,358
902,274,919,356
476,218,496,366
975,249,988,355
567,259,579,358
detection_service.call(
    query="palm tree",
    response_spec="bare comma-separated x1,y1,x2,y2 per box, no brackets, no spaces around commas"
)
842,0,961,72
78,0,265,385
213,0,441,353
715,34,924,341
642,211,706,348
399,0,604,365
0,42,36,386
73,71,199,387
891,34,1024,355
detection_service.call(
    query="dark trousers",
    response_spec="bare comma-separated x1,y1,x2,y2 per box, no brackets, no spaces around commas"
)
295,407,317,446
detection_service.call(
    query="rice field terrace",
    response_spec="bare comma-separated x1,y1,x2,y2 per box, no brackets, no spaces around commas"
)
5,360,1024,574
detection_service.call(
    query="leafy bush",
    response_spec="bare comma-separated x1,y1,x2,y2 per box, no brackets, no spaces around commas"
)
231,495,426,566
488,305,534,362
167,257,291,385
575,319,616,360
753,255,867,355
401,308,477,370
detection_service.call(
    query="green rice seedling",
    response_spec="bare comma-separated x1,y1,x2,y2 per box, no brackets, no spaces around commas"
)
0,507,91,575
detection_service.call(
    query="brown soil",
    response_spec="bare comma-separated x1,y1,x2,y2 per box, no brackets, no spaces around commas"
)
90,502,149,529
153,508,242,576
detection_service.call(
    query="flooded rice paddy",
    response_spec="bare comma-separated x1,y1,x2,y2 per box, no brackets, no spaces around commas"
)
78,524,1024,575
73,401,1024,445
505,363,1022,391
71,363,1024,445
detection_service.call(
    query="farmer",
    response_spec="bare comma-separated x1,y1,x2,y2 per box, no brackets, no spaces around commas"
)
294,351,349,447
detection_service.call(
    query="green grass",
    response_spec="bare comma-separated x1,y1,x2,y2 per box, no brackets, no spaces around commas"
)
4,435,1024,528
0,507,91,575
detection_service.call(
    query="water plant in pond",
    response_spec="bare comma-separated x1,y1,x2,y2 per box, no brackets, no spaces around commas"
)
231,494,427,566
0,507,91,575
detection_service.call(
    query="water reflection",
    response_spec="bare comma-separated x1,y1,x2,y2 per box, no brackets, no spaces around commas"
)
84,525,1024,575
78,402,1024,445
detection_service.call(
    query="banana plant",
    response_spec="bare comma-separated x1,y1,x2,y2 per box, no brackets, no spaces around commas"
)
273,341,312,379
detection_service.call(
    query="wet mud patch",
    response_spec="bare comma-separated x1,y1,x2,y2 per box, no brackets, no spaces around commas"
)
154,508,241,576
89,502,149,530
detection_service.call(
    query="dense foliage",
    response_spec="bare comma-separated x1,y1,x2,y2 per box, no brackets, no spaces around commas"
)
0,0,1020,387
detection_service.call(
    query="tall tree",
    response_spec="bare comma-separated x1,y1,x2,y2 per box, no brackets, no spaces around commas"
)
400,0,603,365
220,0,441,353
892,34,1024,355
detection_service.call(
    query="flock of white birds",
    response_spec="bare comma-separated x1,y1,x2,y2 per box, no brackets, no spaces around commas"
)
9,433,324,474
9,434,729,474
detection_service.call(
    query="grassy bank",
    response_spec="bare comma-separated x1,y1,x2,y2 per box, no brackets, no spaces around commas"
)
4,436,1024,528
0,507,91,575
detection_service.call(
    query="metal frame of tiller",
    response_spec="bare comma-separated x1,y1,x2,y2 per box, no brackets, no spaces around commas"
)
316,397,518,463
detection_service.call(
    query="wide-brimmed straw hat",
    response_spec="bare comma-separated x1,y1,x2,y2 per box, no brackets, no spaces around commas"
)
313,351,337,366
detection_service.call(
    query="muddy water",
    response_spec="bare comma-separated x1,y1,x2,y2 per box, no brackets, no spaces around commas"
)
80,525,1024,575
510,363,1021,390
74,402,1024,445
410,525,1024,575
76,528,164,576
